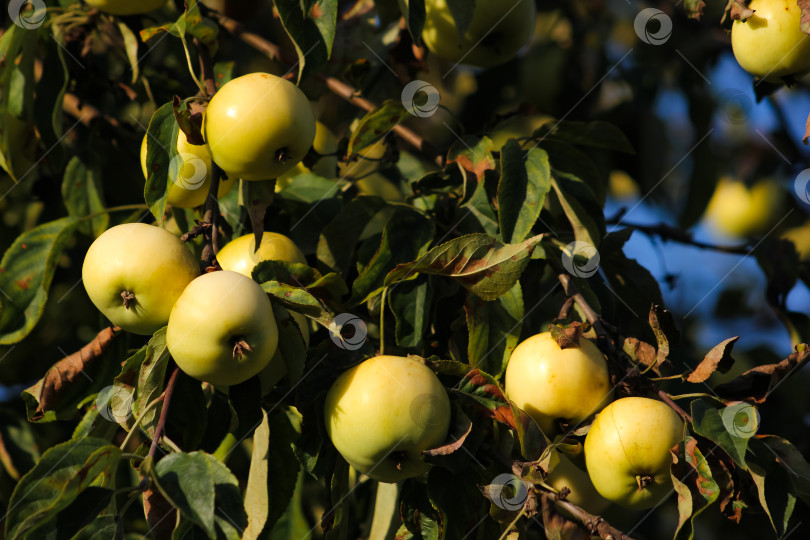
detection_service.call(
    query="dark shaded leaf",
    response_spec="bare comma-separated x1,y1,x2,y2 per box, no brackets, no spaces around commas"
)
465,282,523,376
143,103,179,224
275,0,331,82
62,157,107,237
348,101,410,157
714,344,810,403
498,142,551,244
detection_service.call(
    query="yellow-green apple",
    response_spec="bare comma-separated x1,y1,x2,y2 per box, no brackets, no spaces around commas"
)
323,355,451,483
140,130,236,209
546,452,611,514
204,73,316,180
82,223,199,335
705,177,784,238
216,232,309,391
505,331,613,434
584,397,683,509
419,0,536,68
166,270,279,387
731,0,810,81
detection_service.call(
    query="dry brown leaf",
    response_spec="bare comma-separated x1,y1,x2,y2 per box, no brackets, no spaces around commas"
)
715,344,809,402
687,337,739,383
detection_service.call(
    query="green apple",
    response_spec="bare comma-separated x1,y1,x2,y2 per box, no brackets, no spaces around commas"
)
546,452,610,514
82,223,199,335
505,332,613,435
324,355,451,483
167,270,279,387
204,73,316,181
584,397,683,510
420,0,536,68
276,121,339,190
140,129,237,209
338,139,387,180
705,177,784,238
216,232,309,391
731,0,810,82
84,0,167,15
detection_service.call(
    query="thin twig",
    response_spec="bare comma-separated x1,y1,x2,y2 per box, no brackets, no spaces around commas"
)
147,367,180,460
608,220,752,255
547,492,637,540
658,388,693,423
211,12,445,167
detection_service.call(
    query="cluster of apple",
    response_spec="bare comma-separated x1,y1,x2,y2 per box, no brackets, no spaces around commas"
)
84,72,320,389
731,0,810,81
325,330,683,517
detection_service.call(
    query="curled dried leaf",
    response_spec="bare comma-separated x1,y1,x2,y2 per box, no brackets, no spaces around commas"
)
687,337,739,384
33,326,121,421
729,0,755,21
714,344,809,402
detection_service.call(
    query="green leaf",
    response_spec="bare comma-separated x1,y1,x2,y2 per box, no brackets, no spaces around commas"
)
465,282,523,377
152,452,246,540
385,233,543,301
68,514,121,540
260,281,334,327
0,25,37,181
0,217,80,344
540,121,634,154
143,103,179,224
277,173,346,204
4,438,120,540
454,369,515,429
271,304,307,384
445,0,475,39
317,196,388,276
670,437,719,540
389,275,432,348
134,328,171,437
461,177,498,236
448,135,496,181
62,156,108,237
550,174,602,248
747,437,800,538
116,21,140,84
497,143,551,244
244,411,271,539
311,0,338,58
400,0,426,43
275,0,331,82
757,435,810,505
141,1,219,56
253,260,347,305
689,399,750,469
347,101,410,157
350,208,435,305
0,409,39,481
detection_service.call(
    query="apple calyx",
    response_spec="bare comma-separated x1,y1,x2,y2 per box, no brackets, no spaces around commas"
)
120,290,136,309
391,450,408,471
635,474,653,491
275,147,289,164
232,338,253,359
548,322,587,349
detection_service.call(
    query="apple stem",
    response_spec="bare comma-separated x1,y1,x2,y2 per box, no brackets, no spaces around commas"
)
233,338,253,360
120,291,136,309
